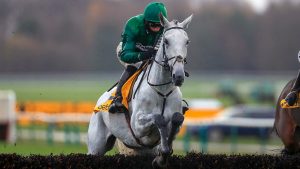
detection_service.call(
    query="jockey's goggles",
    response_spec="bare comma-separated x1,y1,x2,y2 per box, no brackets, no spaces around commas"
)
148,22,162,28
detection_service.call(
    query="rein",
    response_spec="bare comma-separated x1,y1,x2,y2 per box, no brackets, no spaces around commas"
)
146,26,187,116
125,26,189,148
147,26,187,87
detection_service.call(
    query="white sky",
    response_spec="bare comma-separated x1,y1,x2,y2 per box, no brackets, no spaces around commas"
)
188,0,273,13
246,0,270,13
188,0,300,14
188,0,271,13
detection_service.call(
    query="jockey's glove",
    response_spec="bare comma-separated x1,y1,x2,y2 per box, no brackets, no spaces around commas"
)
138,47,156,61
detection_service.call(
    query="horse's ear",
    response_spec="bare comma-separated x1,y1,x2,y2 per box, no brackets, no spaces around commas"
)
179,14,193,29
159,13,169,27
298,50,300,63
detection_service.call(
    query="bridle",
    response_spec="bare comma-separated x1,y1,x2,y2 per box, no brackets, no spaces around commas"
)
145,26,189,116
148,26,188,87
152,27,188,70
127,26,190,148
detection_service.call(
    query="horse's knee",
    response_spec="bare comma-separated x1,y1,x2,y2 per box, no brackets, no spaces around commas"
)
154,114,166,128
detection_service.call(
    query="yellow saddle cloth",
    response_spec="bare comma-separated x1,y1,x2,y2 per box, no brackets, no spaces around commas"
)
94,67,145,113
280,93,300,108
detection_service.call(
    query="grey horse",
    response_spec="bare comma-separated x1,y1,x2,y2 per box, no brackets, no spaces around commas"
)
87,14,193,168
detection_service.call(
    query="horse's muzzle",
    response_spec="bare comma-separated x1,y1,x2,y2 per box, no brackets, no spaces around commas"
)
172,73,184,87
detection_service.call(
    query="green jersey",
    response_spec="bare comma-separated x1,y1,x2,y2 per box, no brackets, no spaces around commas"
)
120,14,163,63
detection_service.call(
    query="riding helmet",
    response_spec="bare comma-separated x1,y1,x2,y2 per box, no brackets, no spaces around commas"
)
144,2,168,23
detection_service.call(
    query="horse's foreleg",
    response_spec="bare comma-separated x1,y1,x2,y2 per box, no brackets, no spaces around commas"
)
154,114,170,155
133,113,156,138
168,112,184,148
152,115,171,168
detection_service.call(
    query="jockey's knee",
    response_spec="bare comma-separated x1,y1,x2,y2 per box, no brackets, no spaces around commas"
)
126,65,138,73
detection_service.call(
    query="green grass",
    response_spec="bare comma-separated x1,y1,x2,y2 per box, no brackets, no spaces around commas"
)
0,140,87,155
0,140,185,155
0,74,283,105
0,80,114,102
179,134,281,146
0,137,280,155
0,72,289,105
0,140,118,155
0,78,213,102
18,123,89,133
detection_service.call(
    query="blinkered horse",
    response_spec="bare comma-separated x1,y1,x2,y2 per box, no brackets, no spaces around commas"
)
87,14,193,168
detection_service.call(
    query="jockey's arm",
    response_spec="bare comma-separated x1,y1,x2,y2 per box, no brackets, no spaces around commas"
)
119,16,142,64
119,35,141,64
120,35,155,64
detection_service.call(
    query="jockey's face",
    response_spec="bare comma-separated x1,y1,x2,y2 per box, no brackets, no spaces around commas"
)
148,22,162,32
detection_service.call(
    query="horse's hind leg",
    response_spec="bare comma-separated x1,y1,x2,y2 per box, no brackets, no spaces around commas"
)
87,112,116,155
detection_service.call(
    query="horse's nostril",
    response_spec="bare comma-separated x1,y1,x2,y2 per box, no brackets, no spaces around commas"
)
174,75,184,81
173,75,184,87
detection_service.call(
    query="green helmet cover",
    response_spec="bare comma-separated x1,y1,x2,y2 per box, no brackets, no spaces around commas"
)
144,2,167,23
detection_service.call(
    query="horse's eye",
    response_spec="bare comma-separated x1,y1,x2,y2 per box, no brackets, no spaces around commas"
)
186,40,190,45
164,39,169,45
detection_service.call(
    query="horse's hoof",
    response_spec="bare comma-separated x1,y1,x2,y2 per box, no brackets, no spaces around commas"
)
160,146,171,156
172,112,184,126
152,160,161,169
152,156,167,169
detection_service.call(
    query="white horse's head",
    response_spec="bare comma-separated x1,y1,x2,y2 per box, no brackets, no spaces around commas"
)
159,14,193,87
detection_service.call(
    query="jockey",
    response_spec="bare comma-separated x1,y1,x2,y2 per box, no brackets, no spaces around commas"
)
108,2,168,113
284,50,300,106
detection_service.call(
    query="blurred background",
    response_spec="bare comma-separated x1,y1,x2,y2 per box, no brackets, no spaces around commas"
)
1,0,300,155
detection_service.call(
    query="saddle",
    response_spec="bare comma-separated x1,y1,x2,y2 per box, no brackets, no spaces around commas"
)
94,65,147,113
281,92,300,108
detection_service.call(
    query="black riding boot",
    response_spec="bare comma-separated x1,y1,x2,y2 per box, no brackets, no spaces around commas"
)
108,65,137,113
285,70,300,106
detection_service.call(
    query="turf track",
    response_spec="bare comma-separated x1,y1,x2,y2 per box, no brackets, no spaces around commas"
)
1,153,299,169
